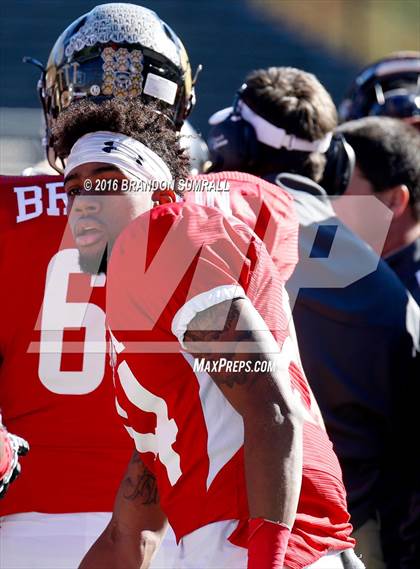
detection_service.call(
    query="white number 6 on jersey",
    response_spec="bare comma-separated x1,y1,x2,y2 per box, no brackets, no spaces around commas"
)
38,249,106,394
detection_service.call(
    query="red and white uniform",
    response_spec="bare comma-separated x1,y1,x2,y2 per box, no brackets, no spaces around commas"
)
184,171,299,283
0,176,132,567
107,201,354,569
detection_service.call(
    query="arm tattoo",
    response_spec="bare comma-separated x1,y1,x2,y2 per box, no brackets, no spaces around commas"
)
184,299,272,389
184,300,252,344
122,452,159,505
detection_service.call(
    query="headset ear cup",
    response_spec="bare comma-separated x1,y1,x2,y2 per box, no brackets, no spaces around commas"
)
320,134,356,195
207,116,258,171
341,137,356,192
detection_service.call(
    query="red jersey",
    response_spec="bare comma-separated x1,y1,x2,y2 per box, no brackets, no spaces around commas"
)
184,171,299,283
0,175,132,515
107,201,354,569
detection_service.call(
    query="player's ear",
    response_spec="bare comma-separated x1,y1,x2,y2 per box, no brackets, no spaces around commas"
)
379,184,410,218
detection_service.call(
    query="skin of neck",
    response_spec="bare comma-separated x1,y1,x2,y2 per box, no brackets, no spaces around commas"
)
383,207,420,257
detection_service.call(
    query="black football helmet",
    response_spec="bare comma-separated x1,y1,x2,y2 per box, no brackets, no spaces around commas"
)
339,52,420,122
31,3,196,172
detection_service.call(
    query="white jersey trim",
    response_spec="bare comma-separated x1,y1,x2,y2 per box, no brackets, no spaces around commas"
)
182,352,244,490
171,284,246,348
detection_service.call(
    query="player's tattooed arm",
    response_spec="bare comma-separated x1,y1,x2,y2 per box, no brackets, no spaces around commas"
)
185,298,268,388
79,451,167,569
184,298,304,529
122,451,159,505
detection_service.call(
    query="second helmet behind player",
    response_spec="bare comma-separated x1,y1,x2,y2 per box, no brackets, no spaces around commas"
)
339,51,420,122
37,3,196,172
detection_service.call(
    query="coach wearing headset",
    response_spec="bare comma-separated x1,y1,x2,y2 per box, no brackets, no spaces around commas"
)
207,66,420,569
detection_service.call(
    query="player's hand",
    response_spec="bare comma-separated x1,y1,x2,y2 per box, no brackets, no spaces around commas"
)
0,428,29,498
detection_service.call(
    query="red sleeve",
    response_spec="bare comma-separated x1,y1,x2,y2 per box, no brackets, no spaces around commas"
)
229,178,299,283
184,173,299,283
106,202,260,343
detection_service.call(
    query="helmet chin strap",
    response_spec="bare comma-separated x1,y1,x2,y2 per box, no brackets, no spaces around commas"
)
47,146,65,175
22,57,47,116
22,56,60,171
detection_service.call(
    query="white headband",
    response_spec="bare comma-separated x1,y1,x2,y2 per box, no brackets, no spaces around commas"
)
64,131,173,186
209,102,332,153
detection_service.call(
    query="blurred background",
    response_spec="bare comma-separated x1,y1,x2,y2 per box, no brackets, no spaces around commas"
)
0,0,418,174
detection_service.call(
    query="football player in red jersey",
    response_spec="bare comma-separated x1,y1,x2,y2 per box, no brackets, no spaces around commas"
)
0,172,134,567
55,98,361,569
0,4,197,568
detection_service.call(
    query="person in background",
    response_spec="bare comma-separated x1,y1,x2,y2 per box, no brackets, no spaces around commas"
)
339,51,420,131
207,65,420,569
337,115,420,568
338,116,420,304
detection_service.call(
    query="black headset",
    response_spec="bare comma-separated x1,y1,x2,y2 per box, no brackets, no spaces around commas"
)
319,133,355,196
207,85,355,195
207,85,259,172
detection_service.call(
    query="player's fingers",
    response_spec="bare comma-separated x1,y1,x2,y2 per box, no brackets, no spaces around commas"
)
0,481,9,499
18,440,30,456
9,462,21,484
9,434,30,455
